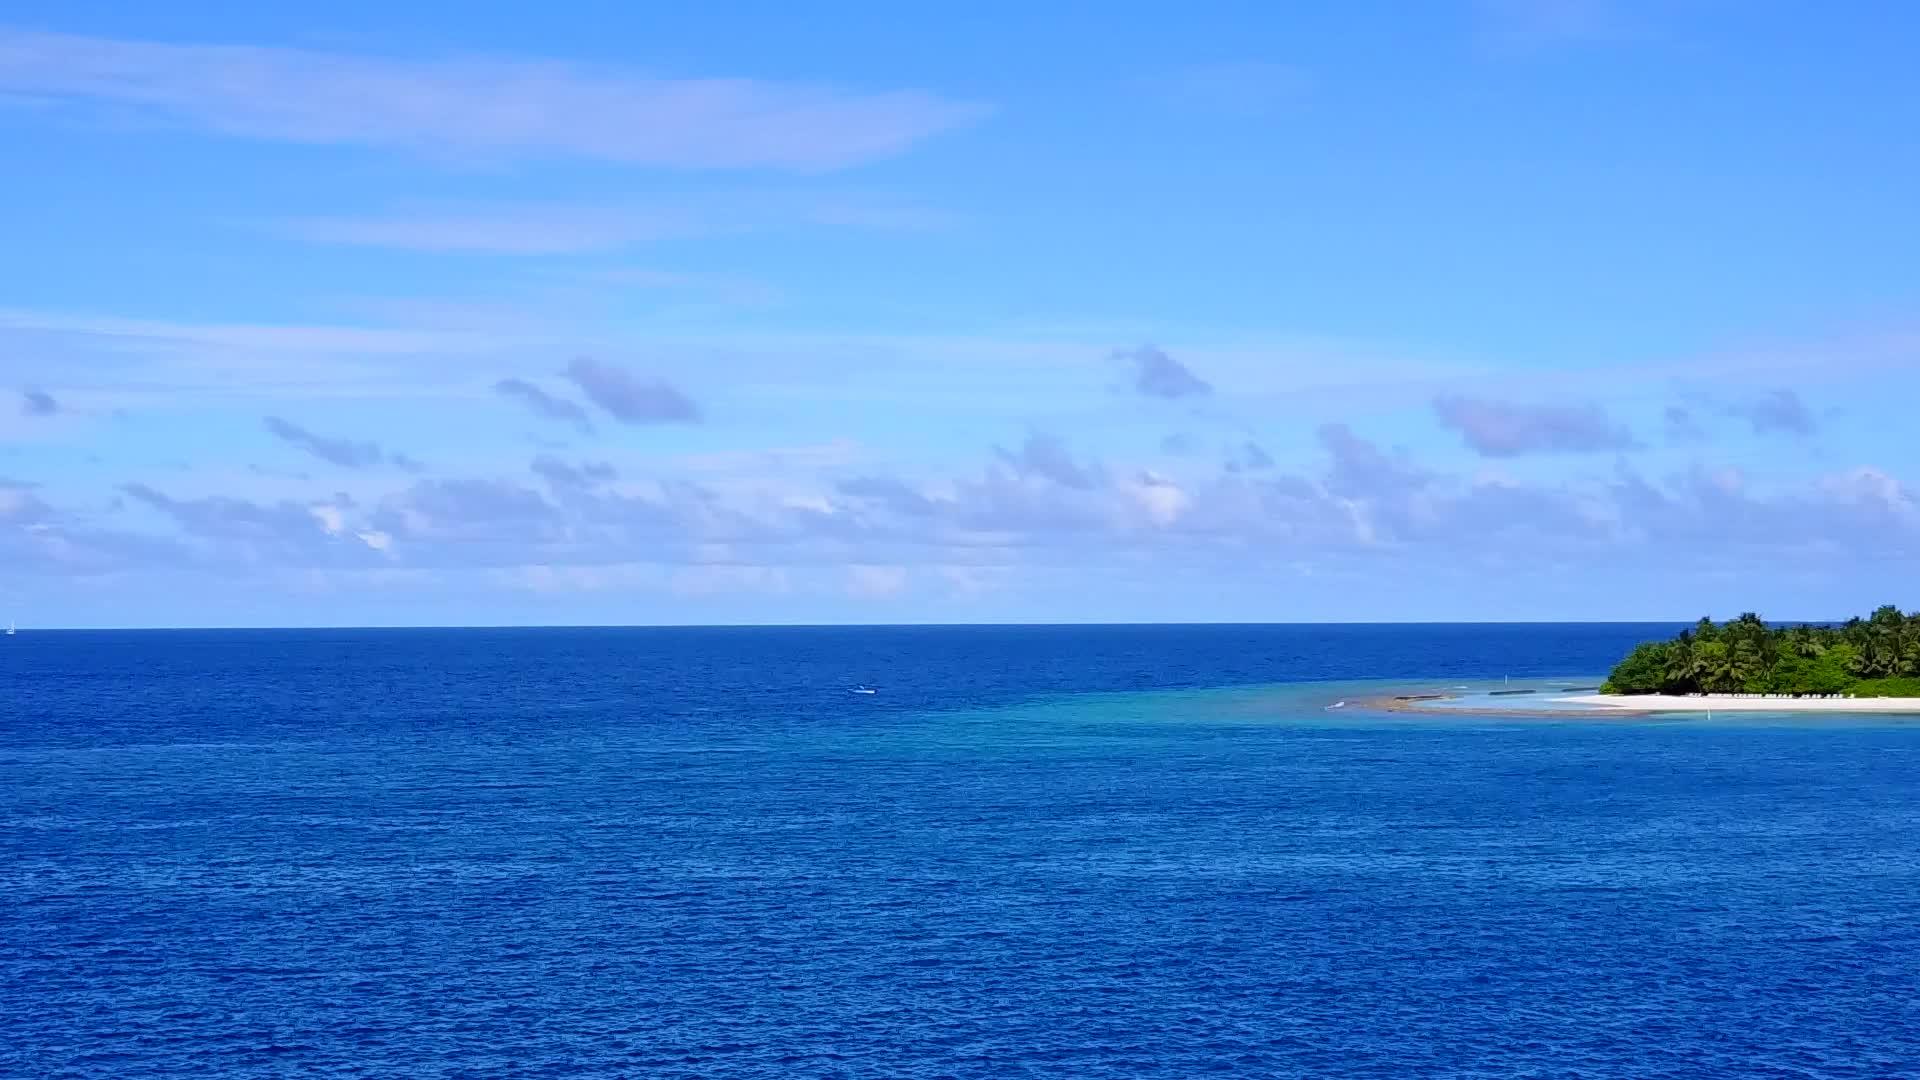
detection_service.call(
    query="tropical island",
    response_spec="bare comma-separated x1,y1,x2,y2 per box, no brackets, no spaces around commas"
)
1599,606,1920,697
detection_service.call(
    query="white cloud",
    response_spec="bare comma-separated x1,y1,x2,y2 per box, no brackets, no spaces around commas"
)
1128,472,1190,526
12,424,1920,604
309,504,345,535
0,28,985,170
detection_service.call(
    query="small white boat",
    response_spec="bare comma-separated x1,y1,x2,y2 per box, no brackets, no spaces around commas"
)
4,620,12,636
850,686,877,695
1326,700,1346,710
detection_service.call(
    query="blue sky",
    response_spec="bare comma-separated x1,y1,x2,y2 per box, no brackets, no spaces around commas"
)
2,2,1917,626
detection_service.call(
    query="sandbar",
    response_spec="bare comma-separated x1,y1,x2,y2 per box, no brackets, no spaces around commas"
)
1350,692,1653,719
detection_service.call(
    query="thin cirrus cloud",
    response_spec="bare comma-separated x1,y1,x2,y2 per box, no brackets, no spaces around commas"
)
994,432,1104,490
1473,0,1628,49
1663,405,1706,444
0,28,987,170
563,358,701,424
1117,345,1213,399
264,416,422,471
1225,441,1274,473
272,209,696,256
1726,388,1817,437
19,388,58,416
531,456,617,493
1666,388,1817,441
1318,423,1430,498
1432,395,1638,457
494,378,592,430
269,195,948,255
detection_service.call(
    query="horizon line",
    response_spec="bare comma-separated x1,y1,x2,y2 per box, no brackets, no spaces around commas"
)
0,617,1854,633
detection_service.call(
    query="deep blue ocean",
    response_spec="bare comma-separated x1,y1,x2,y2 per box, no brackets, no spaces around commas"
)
5,624,1919,1078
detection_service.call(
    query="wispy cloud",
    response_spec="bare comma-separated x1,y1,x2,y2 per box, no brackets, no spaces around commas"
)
0,308,491,355
265,416,423,470
994,432,1105,490
1666,387,1820,440
1725,388,1817,437
1225,441,1274,473
1473,0,1632,50
563,357,701,424
567,268,781,308
272,209,697,255
120,482,380,560
19,388,57,416
0,28,986,170
1319,423,1430,498
1433,395,1638,456
494,378,592,430
1663,405,1705,445
835,474,938,517
1117,345,1213,399
268,195,949,255
531,456,616,492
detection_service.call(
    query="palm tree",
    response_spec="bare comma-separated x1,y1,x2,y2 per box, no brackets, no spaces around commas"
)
1899,611,1920,677
1695,640,1734,692
1729,637,1767,690
1664,632,1697,692
1785,625,1825,658
1716,612,1774,684
1856,635,1900,678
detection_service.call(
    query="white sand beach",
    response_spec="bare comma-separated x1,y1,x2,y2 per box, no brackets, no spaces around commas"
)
1560,694,1920,714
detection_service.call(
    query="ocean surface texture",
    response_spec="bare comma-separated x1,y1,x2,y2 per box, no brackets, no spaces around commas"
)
5,624,1918,1078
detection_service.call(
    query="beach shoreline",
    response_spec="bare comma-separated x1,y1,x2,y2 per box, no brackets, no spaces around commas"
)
1560,693,1920,714
1341,687,1920,719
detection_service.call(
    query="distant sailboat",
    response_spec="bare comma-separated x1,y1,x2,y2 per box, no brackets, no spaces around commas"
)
4,620,13,636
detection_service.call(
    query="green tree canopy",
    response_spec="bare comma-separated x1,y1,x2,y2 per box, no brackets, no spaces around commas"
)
1601,608,1920,696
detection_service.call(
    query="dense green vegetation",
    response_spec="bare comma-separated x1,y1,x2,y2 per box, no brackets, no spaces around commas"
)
1602,606,1920,696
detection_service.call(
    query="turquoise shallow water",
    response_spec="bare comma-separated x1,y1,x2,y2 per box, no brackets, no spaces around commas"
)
5,624,1919,1077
